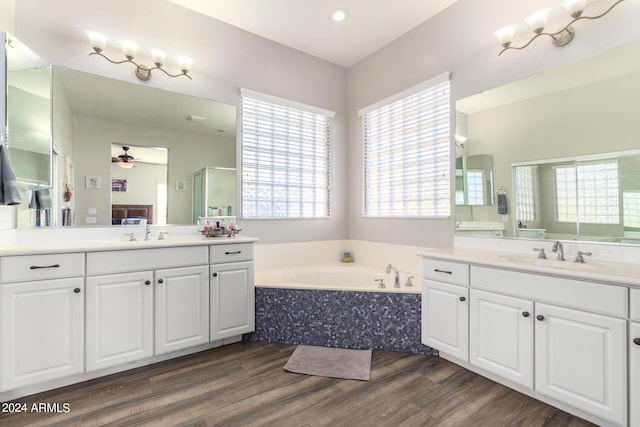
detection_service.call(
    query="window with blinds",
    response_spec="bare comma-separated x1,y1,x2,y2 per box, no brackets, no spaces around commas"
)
361,73,451,217
555,161,620,224
240,89,334,218
514,165,538,222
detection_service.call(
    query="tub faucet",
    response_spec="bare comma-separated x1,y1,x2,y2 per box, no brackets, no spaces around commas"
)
145,224,151,241
552,241,565,261
386,264,400,288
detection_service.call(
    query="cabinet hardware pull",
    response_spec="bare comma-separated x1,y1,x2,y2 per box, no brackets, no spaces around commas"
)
459,296,466,302
522,311,530,317
212,272,218,277
30,264,60,270
536,315,545,321
434,269,452,274
634,338,640,346
145,280,151,285
158,279,164,284
225,251,242,255
73,288,81,293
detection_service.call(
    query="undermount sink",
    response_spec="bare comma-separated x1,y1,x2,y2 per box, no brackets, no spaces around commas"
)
497,254,603,271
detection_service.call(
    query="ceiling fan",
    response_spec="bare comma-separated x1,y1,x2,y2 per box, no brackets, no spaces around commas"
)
112,146,135,169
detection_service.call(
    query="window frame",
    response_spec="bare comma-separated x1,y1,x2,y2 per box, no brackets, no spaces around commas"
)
240,89,335,219
359,72,451,218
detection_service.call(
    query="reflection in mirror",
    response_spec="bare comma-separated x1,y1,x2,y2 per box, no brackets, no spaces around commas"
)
110,143,168,225
4,33,53,227
455,39,640,244
192,166,236,224
455,154,494,206
513,150,640,243
15,67,237,228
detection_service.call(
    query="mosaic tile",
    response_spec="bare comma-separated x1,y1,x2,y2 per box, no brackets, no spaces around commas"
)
244,288,438,356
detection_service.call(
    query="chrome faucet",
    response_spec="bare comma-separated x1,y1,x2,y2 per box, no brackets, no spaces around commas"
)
145,224,151,241
386,264,400,288
552,241,565,261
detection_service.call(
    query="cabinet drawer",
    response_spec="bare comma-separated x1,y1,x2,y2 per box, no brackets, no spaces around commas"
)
631,289,640,321
471,266,628,318
1,253,85,283
87,246,208,275
422,259,469,286
210,243,253,264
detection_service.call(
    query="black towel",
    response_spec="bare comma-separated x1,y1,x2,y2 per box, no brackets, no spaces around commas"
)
497,193,508,214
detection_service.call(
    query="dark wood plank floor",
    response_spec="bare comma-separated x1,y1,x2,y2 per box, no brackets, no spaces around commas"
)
0,342,594,427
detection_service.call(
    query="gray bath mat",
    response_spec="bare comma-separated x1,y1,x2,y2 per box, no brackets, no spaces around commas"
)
284,345,372,381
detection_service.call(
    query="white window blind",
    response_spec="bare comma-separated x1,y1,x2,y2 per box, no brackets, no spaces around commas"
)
514,165,537,222
361,73,451,217
555,161,619,224
241,89,334,218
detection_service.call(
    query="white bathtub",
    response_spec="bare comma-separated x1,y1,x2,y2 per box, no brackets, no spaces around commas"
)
255,263,420,293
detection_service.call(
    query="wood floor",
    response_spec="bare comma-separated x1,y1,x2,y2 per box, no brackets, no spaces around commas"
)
0,342,594,427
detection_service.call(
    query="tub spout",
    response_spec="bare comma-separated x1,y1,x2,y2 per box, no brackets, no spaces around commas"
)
385,264,400,288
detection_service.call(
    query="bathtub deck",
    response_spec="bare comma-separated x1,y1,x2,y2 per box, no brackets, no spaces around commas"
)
0,341,593,426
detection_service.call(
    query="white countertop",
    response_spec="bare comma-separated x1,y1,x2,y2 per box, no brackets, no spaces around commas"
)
0,235,258,257
418,247,640,288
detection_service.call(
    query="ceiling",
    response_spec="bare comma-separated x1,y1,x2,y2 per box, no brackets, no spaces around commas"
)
167,0,459,67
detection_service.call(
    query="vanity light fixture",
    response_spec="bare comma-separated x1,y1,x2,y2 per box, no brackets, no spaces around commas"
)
84,31,193,81
494,0,626,55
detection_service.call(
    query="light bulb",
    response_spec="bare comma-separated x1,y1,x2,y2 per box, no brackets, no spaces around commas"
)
150,48,167,67
85,30,109,53
494,25,518,48
330,9,348,22
526,8,552,34
561,0,586,18
120,40,139,60
176,55,193,74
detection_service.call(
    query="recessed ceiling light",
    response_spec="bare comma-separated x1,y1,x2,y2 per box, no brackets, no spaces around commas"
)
330,9,348,23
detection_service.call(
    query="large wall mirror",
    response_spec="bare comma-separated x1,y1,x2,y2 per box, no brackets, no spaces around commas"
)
5,33,52,189
455,39,640,244
14,66,236,228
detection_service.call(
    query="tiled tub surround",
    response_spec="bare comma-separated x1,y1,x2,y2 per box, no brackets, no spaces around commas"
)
247,287,436,355
249,259,433,354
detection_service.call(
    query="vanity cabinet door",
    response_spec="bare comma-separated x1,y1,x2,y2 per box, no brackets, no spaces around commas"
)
0,278,84,391
534,303,626,426
210,261,254,341
86,271,153,371
469,289,533,388
421,279,469,362
631,321,640,427
155,265,209,355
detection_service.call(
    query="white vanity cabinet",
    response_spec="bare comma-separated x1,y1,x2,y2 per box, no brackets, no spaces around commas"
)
210,243,255,340
0,254,85,391
421,259,469,362
86,247,210,371
85,271,154,371
469,289,533,387
470,266,627,426
534,302,626,425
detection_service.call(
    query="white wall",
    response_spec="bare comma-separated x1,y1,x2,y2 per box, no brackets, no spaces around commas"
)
0,0,14,34
347,0,640,247
13,0,348,243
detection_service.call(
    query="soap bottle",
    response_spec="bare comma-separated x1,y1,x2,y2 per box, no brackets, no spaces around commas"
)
341,250,353,263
